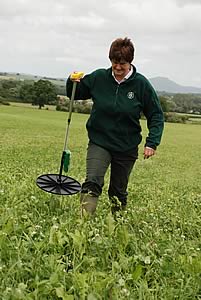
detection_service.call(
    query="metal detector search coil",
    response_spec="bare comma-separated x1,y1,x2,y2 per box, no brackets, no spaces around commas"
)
36,174,81,195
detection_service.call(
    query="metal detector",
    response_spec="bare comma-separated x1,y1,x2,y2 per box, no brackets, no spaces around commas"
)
36,81,81,195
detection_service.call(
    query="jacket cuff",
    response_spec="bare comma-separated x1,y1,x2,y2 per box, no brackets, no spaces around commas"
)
144,143,157,150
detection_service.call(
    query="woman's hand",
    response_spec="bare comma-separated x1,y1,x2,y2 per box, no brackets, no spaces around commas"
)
144,146,155,159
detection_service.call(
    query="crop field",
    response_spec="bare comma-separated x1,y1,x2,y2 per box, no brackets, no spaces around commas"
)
0,105,201,299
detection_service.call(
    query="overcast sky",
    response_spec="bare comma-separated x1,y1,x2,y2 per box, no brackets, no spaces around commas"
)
0,0,201,87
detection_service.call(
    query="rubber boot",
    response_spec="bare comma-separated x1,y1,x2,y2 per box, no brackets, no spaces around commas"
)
80,192,98,216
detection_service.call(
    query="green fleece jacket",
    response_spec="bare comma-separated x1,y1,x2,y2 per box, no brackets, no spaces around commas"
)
66,66,164,152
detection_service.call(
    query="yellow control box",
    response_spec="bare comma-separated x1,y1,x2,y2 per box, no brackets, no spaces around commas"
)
70,72,84,80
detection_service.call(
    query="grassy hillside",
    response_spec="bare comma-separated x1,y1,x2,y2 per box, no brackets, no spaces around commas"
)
0,106,201,299
0,72,66,86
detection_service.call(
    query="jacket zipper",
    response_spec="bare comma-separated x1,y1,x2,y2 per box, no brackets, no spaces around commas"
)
115,84,119,107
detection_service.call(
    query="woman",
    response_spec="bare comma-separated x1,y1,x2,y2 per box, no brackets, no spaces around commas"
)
66,37,164,215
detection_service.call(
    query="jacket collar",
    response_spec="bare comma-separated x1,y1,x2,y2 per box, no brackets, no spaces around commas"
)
109,64,137,82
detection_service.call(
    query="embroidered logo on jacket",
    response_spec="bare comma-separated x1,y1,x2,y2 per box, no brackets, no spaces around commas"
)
127,91,135,100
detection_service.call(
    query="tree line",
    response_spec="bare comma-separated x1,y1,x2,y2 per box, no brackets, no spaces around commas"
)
1,78,201,116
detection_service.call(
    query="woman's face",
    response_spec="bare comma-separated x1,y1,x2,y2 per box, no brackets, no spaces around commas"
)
111,59,131,80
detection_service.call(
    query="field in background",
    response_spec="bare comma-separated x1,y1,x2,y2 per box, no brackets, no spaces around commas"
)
0,105,201,299
8,102,201,125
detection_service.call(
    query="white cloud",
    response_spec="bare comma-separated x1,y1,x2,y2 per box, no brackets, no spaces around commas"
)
175,0,201,7
0,0,201,86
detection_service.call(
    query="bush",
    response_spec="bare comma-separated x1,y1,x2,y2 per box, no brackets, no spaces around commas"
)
74,102,91,114
56,104,69,112
164,112,189,123
0,99,10,105
56,99,92,114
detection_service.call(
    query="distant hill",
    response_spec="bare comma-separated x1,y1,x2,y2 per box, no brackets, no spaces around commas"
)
1,72,201,94
149,77,201,94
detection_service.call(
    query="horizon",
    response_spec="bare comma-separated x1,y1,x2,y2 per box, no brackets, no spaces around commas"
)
1,70,201,89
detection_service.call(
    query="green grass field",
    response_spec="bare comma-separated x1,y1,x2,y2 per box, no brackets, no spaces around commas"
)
0,105,201,299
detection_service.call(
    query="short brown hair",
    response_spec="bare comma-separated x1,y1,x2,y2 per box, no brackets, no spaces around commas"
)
109,37,134,63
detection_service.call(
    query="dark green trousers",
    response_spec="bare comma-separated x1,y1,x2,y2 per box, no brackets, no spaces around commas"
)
82,142,138,205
